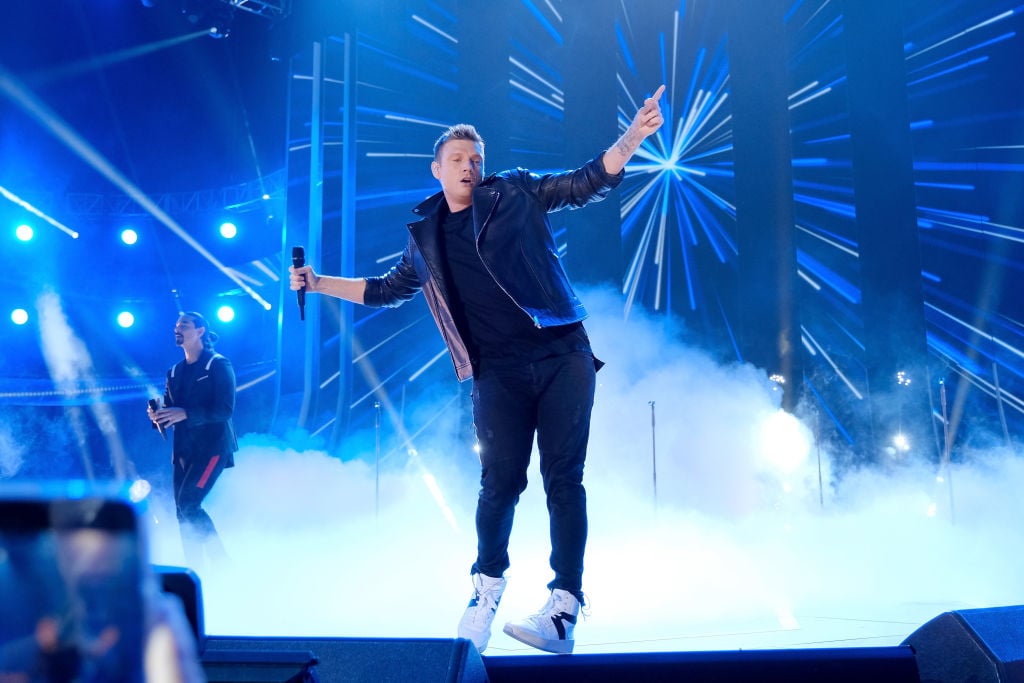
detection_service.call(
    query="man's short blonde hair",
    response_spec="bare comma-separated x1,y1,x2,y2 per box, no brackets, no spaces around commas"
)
433,124,485,160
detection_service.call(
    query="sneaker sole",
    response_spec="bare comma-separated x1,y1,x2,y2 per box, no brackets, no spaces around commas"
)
457,628,490,653
502,622,574,654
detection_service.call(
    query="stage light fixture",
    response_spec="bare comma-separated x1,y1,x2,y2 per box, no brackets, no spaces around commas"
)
758,410,812,474
15,224,33,241
129,479,152,502
893,432,910,452
181,0,234,39
219,222,237,239
11,309,29,325
121,228,139,245
216,305,235,323
207,3,234,39
117,311,136,328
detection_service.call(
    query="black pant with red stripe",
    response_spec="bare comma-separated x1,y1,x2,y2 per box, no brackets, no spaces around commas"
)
173,452,227,568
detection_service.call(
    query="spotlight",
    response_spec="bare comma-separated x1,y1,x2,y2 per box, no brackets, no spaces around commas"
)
219,222,237,239
216,305,235,323
207,4,235,39
892,432,910,452
15,224,33,241
758,410,811,473
121,228,139,245
129,479,152,503
11,309,29,325
181,0,233,39
117,311,136,328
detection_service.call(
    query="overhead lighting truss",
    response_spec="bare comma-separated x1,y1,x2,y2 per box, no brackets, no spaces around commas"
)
216,0,291,21
56,169,288,218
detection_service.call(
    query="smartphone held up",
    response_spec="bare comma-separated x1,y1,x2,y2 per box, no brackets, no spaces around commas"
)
0,487,148,682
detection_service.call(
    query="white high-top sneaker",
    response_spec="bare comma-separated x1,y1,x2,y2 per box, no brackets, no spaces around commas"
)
457,573,507,653
503,588,580,654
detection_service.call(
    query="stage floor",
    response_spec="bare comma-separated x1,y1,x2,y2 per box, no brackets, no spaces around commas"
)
478,599,964,656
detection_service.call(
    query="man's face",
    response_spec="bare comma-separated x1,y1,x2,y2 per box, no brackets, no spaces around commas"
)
431,138,483,211
174,315,203,348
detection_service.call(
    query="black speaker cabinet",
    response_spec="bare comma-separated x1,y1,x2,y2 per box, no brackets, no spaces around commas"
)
202,636,487,683
484,647,918,683
904,605,1024,683
153,564,205,652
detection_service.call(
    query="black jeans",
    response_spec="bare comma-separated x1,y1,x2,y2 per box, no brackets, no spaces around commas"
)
470,350,595,600
173,452,227,566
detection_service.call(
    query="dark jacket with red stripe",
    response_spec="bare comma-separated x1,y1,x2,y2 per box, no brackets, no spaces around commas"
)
163,349,238,468
362,152,624,381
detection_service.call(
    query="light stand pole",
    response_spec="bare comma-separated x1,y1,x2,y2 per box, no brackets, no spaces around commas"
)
374,400,381,520
649,400,657,510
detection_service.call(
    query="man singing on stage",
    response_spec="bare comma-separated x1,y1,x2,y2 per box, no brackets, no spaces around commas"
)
290,85,665,654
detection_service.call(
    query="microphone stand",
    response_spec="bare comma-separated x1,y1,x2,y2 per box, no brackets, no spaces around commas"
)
649,400,657,511
374,400,381,520
813,405,824,508
993,361,1012,448
939,379,955,525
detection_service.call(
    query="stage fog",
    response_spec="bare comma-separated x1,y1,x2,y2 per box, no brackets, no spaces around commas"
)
136,288,1024,654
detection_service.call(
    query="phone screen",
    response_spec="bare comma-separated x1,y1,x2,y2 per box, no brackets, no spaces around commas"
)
0,495,146,683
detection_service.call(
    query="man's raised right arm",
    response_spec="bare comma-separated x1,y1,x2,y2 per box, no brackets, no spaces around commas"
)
289,265,366,305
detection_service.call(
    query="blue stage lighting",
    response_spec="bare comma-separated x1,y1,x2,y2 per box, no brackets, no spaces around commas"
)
219,222,238,239
11,309,29,325
216,305,235,323
117,311,135,328
121,228,139,245
15,224,33,242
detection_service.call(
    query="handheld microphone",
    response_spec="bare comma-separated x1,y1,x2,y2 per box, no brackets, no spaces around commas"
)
148,399,166,440
292,245,306,321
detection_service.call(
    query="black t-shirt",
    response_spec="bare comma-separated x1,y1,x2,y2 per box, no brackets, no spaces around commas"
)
439,205,591,366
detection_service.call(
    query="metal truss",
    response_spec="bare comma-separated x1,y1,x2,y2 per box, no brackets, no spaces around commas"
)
217,0,291,21
59,169,287,218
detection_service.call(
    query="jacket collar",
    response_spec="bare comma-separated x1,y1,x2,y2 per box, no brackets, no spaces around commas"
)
410,174,500,218
412,190,445,217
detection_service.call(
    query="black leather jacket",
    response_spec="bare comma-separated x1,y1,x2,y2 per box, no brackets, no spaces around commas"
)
363,152,624,381
163,350,238,467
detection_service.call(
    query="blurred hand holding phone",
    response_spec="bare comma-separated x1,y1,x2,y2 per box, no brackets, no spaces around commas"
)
0,483,203,683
